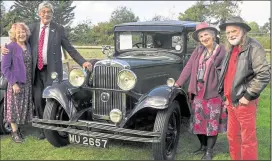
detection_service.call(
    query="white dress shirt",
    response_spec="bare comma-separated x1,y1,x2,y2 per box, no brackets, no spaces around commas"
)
39,22,50,65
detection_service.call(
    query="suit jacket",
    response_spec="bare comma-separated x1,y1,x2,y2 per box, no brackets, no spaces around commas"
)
1,42,31,86
28,22,86,85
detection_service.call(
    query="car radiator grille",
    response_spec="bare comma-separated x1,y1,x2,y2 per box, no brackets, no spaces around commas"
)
93,66,124,117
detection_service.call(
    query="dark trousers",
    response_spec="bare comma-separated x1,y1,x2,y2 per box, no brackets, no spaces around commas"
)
33,66,48,119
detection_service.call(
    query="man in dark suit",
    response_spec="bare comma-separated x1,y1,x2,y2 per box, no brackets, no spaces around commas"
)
2,1,92,139
32,1,94,139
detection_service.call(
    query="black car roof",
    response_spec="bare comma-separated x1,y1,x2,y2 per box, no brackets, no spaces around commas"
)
114,20,199,32
115,20,199,27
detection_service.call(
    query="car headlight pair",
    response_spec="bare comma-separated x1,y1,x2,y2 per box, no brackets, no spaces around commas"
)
68,67,137,91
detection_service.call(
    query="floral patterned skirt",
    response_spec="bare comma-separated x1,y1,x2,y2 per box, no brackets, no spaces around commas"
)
4,83,33,125
189,82,227,136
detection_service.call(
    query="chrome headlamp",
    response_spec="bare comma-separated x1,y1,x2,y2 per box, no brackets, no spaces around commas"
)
117,69,137,91
51,72,58,80
109,109,122,123
166,78,175,87
68,68,86,87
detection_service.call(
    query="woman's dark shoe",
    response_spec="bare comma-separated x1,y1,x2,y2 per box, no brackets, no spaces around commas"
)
38,131,45,140
17,128,24,139
201,148,213,160
192,146,207,155
11,131,23,143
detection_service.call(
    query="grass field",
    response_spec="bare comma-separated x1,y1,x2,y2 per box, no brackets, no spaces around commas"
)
77,48,105,59
266,53,271,63
0,48,271,160
64,48,105,68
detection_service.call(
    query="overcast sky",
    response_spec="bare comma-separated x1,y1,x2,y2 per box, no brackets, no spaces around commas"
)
3,1,271,27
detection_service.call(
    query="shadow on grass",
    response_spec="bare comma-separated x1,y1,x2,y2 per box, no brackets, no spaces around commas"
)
18,123,41,138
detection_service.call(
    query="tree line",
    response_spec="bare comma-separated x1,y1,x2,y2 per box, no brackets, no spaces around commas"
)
0,0,270,48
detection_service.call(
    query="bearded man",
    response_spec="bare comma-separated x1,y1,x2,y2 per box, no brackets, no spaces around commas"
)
218,16,271,160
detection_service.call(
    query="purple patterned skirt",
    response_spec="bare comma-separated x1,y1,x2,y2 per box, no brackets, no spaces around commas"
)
189,82,228,136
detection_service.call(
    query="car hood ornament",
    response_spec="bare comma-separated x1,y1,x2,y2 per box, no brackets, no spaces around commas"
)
102,45,114,58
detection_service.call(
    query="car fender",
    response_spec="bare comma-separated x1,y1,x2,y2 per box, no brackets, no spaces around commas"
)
139,85,188,109
121,85,189,127
43,81,76,118
0,90,5,102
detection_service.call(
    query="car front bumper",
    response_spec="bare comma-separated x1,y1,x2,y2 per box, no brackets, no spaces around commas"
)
32,118,161,143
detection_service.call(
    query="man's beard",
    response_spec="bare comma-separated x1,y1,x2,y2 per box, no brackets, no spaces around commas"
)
228,32,243,46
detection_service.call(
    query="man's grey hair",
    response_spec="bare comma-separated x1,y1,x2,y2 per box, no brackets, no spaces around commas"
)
197,29,217,41
38,1,54,13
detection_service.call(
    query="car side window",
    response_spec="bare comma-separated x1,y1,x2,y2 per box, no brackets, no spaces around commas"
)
187,31,198,53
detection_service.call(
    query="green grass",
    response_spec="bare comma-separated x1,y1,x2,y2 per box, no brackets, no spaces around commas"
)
77,48,105,59
0,87,270,160
266,53,271,63
64,48,105,68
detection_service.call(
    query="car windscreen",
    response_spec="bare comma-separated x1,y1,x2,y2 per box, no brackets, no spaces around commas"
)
116,31,184,53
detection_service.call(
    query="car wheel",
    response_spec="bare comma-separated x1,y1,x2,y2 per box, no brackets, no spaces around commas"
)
43,99,69,147
152,100,181,160
0,101,11,134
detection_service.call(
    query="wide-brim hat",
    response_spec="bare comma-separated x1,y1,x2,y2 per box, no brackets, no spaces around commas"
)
219,16,251,32
192,22,218,42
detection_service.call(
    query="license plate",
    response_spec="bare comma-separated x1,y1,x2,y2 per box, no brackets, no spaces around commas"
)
68,134,109,148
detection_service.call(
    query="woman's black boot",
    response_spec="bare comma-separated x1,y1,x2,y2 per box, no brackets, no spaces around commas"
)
201,135,217,160
201,148,213,160
193,145,207,155
192,134,207,155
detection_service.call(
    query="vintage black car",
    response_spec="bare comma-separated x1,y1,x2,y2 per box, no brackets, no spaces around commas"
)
32,20,199,160
0,86,11,134
0,37,12,134
0,59,12,134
